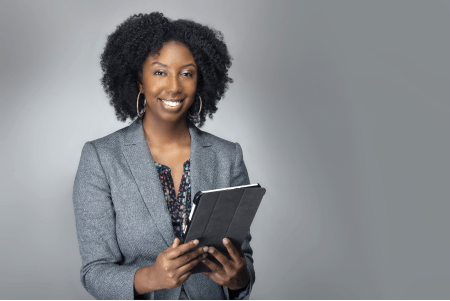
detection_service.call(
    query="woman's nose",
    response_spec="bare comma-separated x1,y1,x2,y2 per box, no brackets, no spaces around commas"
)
165,74,181,94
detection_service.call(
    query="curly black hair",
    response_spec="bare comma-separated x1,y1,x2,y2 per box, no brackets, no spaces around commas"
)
100,12,233,128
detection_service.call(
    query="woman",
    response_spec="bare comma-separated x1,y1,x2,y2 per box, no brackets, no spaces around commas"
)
72,12,255,299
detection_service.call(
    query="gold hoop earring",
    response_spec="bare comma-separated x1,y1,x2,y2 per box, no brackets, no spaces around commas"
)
137,92,146,117
189,96,202,118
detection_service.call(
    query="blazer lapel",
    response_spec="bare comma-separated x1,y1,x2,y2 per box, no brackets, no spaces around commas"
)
188,119,217,204
122,117,216,247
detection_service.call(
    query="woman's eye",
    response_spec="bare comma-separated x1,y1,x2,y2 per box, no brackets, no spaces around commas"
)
155,71,165,76
182,72,193,77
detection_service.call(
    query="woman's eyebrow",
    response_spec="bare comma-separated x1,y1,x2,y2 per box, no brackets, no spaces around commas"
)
151,61,196,68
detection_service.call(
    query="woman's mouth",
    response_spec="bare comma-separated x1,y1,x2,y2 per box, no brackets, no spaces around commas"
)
158,98,184,109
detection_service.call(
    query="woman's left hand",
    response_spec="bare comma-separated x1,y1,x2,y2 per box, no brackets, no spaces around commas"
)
201,238,250,291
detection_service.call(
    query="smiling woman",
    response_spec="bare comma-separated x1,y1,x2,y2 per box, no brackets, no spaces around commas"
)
100,12,233,128
139,41,198,124
73,12,255,300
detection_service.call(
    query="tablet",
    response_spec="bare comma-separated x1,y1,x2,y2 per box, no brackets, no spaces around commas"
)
181,183,266,274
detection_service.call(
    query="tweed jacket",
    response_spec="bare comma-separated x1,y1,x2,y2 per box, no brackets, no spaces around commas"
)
72,117,255,300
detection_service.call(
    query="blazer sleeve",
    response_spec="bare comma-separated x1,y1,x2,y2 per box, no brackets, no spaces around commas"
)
224,142,255,300
72,141,141,300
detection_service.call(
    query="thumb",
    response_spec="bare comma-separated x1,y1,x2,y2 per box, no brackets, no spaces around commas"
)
172,237,180,248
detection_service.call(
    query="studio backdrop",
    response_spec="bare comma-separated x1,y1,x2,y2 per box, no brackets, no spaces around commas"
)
0,0,449,299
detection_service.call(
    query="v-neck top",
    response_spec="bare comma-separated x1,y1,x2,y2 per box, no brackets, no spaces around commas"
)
154,159,192,240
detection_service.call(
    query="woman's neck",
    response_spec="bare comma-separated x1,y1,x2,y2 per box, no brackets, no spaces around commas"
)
142,113,191,149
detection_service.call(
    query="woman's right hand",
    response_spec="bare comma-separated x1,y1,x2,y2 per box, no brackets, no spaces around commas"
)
150,237,209,290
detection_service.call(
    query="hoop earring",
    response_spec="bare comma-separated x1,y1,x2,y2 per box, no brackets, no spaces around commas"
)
189,96,202,118
137,92,146,117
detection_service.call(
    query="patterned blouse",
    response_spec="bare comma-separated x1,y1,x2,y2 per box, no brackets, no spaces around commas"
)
154,159,192,240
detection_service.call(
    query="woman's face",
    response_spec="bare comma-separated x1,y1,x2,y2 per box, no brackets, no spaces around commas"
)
138,40,198,123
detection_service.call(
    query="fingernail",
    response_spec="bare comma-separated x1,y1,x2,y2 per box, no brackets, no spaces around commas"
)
202,253,207,258
203,247,208,252
209,247,214,253
193,239,199,245
223,238,229,244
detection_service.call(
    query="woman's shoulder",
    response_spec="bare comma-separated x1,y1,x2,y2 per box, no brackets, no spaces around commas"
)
195,129,244,164
196,128,240,151
201,129,235,145
84,124,130,156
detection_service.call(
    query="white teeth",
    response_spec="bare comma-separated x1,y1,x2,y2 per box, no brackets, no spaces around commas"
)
160,99,182,107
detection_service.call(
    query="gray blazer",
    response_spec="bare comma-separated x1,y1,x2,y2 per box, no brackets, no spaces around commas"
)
72,117,255,300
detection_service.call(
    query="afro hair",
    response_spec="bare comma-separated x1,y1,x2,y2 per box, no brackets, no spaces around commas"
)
100,12,233,127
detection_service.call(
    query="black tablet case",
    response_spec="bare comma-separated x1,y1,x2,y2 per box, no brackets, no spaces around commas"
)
182,184,266,274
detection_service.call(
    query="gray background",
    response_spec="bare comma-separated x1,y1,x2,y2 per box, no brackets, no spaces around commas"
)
0,0,449,299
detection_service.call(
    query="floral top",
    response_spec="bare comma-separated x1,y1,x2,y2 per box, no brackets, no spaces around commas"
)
154,159,192,240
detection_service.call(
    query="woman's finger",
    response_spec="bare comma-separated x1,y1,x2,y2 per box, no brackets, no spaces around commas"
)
177,270,192,285
176,255,203,276
167,239,200,259
207,247,232,271
172,246,208,269
222,238,241,263
201,256,224,275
